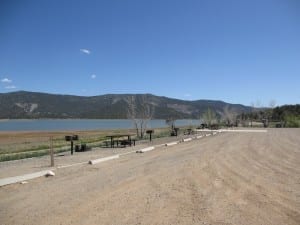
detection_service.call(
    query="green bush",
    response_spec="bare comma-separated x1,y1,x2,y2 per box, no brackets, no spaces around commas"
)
285,115,300,128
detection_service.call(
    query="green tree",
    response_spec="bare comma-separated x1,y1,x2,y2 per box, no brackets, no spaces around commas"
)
284,114,300,128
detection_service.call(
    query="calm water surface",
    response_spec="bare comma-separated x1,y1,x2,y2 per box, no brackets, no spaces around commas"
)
0,119,200,131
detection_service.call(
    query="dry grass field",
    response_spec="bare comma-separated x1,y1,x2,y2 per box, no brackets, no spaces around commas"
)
0,128,299,225
0,129,127,153
0,129,144,161
0,128,170,157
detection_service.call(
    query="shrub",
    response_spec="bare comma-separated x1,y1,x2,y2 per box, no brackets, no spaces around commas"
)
285,115,300,128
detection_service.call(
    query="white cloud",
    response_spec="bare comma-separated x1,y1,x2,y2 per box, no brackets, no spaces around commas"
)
80,48,91,55
1,78,12,83
184,93,192,97
91,74,96,79
5,85,16,89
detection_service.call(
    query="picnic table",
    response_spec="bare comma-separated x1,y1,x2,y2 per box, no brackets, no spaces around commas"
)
105,134,135,148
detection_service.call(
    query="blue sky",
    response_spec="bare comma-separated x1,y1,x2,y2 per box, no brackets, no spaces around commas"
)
1,0,299,106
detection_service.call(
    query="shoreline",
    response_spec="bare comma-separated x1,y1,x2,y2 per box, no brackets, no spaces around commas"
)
0,119,199,132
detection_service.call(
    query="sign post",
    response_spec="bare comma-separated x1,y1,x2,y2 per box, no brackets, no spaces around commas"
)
146,130,154,142
65,135,78,155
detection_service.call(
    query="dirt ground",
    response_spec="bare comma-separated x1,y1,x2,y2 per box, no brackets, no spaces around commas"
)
0,128,299,225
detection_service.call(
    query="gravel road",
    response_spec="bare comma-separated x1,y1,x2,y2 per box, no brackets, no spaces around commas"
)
0,128,299,225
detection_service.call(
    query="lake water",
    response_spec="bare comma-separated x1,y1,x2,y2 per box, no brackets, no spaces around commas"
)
0,119,200,132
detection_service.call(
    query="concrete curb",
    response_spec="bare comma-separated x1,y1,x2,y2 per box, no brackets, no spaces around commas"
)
119,150,137,157
183,138,193,142
136,146,155,153
57,161,87,169
0,170,54,187
219,129,267,133
195,129,219,132
165,141,178,146
89,155,119,165
154,143,166,148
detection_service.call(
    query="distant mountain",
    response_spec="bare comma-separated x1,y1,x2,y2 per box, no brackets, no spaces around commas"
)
0,91,252,119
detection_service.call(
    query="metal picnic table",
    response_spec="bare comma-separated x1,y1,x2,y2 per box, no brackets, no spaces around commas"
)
105,134,135,148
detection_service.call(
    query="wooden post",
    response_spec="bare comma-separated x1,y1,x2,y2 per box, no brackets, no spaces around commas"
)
50,136,54,167
71,140,74,155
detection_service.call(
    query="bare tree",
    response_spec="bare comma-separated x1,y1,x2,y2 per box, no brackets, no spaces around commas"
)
202,107,217,128
250,101,255,127
126,95,154,139
223,105,237,127
269,99,276,109
126,95,137,134
255,100,261,108
250,100,263,127
166,117,178,136
264,99,276,127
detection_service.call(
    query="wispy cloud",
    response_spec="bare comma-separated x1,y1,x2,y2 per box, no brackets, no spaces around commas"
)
91,74,96,79
184,93,192,97
5,85,16,89
1,78,12,83
80,48,91,55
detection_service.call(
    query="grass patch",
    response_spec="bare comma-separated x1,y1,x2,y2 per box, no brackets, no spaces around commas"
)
0,136,109,162
0,147,69,162
0,126,190,162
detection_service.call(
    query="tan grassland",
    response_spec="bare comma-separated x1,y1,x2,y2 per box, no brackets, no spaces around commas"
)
0,128,299,225
0,129,136,145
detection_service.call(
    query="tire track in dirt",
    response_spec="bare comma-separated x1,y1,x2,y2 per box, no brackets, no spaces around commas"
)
1,129,299,225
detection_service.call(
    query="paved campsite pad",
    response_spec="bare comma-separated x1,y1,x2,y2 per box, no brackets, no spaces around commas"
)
0,129,299,225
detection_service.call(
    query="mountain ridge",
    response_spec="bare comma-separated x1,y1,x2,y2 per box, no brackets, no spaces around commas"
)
0,91,251,119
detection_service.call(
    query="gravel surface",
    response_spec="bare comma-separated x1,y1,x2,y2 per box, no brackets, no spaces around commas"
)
0,128,299,225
